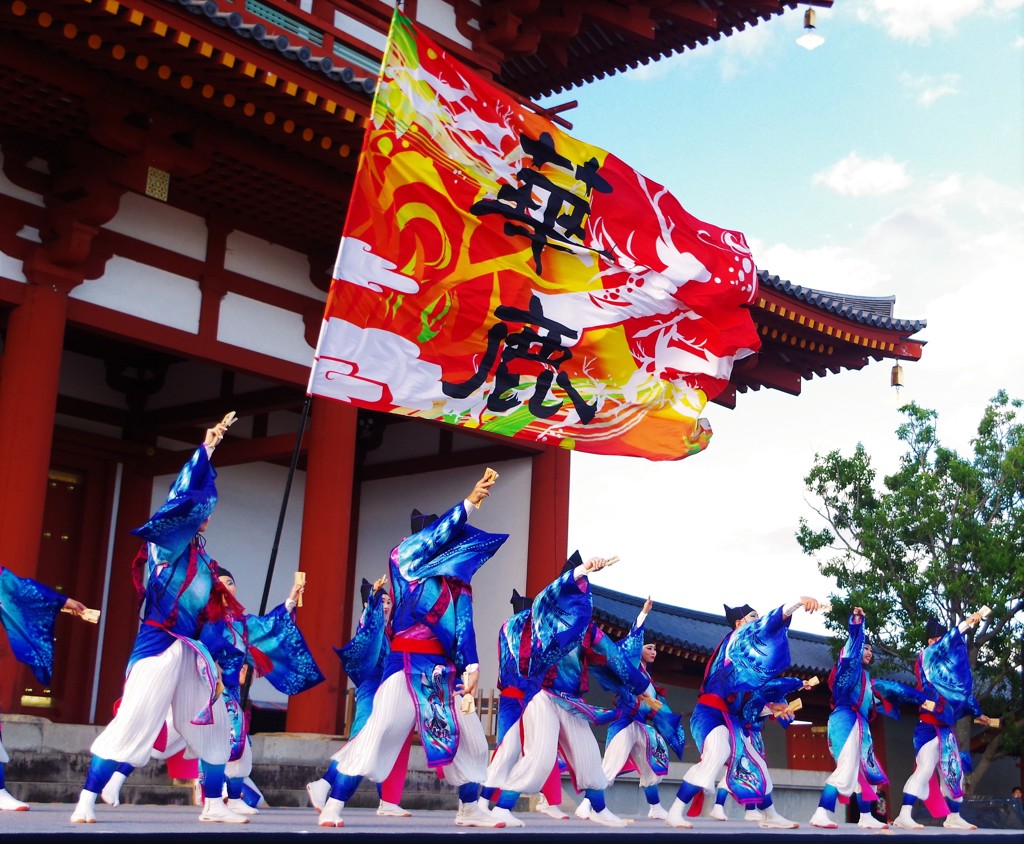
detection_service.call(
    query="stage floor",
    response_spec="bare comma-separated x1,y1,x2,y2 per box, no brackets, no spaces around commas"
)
1,804,1018,843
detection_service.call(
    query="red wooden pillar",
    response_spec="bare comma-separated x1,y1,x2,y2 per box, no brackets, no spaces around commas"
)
0,259,77,714
285,398,358,734
525,446,571,598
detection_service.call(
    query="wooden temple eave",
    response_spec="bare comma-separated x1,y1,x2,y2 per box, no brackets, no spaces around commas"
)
755,288,925,362
479,0,836,99
2,0,372,158
712,284,926,406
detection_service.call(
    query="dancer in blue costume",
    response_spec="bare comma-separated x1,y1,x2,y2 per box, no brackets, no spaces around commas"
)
665,596,822,829
892,611,992,831
306,575,414,817
478,554,597,827
483,555,653,828
577,597,686,822
809,608,894,829
708,673,808,822
71,413,250,824
317,469,507,829
202,566,323,814
0,568,89,811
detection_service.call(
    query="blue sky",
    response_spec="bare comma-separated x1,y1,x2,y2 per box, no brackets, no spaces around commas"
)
549,1,1024,634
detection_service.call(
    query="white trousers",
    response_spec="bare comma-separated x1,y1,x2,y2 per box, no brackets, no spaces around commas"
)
91,640,230,768
902,737,960,800
485,691,607,794
826,725,863,795
227,739,253,779
335,670,487,786
685,725,773,795
602,721,660,787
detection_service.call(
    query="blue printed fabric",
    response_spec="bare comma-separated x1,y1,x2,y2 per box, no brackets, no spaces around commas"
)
126,446,220,723
203,602,323,758
389,500,507,674
691,604,796,805
603,618,686,768
825,615,890,791
0,567,68,684
494,568,592,745
131,446,217,563
919,627,982,725
335,589,389,738
547,621,650,723
384,498,507,768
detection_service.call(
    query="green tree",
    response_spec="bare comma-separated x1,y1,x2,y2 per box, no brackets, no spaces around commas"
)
797,391,1023,792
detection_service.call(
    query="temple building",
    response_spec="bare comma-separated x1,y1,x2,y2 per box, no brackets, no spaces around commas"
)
0,0,932,758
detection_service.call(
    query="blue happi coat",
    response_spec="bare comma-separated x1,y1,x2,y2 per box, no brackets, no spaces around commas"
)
128,445,222,725
826,615,890,795
203,603,324,760
913,627,981,802
738,674,804,760
384,500,507,768
0,567,68,685
691,605,795,805
335,589,390,738
602,618,686,777
545,618,651,725
493,568,592,747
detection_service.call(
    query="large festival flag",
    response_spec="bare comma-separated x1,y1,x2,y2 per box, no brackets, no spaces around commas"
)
308,10,761,461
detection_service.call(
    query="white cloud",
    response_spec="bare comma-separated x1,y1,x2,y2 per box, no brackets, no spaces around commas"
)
570,164,1023,624
855,0,1022,41
754,242,888,296
717,18,775,80
900,71,961,106
813,153,912,196
856,0,983,41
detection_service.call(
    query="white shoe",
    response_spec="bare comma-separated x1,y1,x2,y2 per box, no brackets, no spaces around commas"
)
810,807,838,829
859,814,889,829
893,811,923,830
227,797,258,815
759,807,799,829
319,797,345,827
456,802,506,827
744,808,764,821
100,771,127,807
0,788,29,811
199,798,249,824
943,813,977,830
70,791,97,823
377,800,412,817
709,803,728,821
491,806,525,827
575,797,591,819
588,807,627,828
307,779,330,812
191,779,203,808
535,795,569,819
648,803,669,820
665,799,693,829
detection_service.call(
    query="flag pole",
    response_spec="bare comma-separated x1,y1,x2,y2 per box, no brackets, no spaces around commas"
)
258,393,312,616
241,394,312,711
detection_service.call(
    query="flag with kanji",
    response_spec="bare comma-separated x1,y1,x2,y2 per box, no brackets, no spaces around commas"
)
308,10,761,461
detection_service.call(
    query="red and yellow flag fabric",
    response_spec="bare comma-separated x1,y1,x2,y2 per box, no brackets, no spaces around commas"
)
309,11,761,461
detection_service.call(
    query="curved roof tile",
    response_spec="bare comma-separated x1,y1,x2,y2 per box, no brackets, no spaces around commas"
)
591,584,836,676
758,270,927,334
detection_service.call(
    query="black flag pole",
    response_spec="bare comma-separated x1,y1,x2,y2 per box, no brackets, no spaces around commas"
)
258,394,312,616
240,393,313,709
